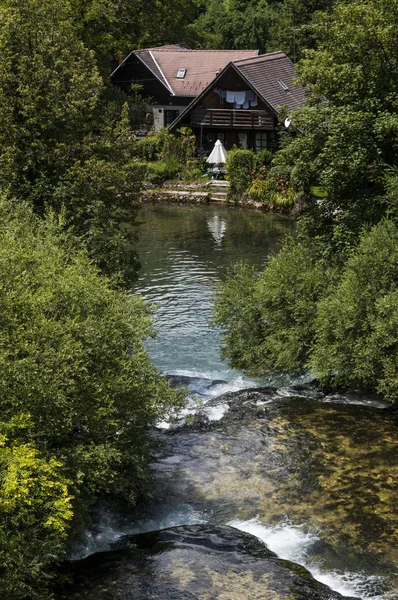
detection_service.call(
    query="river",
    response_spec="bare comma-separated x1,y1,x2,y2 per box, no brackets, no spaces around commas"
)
71,203,397,600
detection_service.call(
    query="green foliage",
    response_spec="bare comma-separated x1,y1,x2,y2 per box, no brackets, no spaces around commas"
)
0,425,73,600
226,148,257,198
160,128,197,164
180,159,204,181
0,0,145,286
274,0,398,215
248,165,296,208
310,220,398,401
134,136,161,161
146,158,182,183
215,242,331,375
214,263,265,373
186,0,336,57
0,198,185,596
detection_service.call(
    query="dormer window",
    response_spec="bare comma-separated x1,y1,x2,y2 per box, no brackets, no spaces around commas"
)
176,69,187,79
278,79,289,91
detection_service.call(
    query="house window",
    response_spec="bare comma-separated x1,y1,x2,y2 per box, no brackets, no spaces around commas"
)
176,69,187,78
255,132,269,152
164,109,179,126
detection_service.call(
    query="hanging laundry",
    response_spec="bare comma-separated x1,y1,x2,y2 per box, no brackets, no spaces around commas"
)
226,90,236,103
219,89,226,99
234,91,246,105
245,90,255,102
234,103,242,109
243,101,249,109
250,97,258,107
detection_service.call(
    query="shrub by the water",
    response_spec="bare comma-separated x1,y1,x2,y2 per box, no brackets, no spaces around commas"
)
214,242,330,375
0,198,184,598
226,148,257,198
133,136,161,161
310,219,398,401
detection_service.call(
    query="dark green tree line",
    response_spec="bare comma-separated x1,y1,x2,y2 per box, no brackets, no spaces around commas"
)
215,0,398,401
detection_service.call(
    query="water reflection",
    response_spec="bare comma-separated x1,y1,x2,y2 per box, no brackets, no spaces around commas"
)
207,214,227,245
132,203,294,379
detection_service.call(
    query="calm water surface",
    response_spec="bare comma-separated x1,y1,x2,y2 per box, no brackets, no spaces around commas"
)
132,203,293,382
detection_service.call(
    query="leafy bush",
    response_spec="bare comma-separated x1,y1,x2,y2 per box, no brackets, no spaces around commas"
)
214,241,331,375
225,148,257,198
0,198,185,597
248,166,296,208
146,157,182,183
160,128,197,163
0,427,73,600
133,136,161,161
180,159,204,181
255,148,274,168
310,219,398,400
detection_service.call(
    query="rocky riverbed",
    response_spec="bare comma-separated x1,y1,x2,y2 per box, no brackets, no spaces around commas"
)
60,384,398,599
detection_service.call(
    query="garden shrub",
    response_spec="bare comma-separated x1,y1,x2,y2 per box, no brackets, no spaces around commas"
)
248,166,296,208
146,157,182,183
180,159,204,181
133,136,161,161
225,148,257,198
160,128,196,164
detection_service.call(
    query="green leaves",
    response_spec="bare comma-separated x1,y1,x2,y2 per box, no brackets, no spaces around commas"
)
310,219,398,398
0,198,185,597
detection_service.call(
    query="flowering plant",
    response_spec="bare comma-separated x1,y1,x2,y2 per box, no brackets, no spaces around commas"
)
248,165,295,207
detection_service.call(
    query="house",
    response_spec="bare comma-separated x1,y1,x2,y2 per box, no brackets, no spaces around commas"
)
110,45,259,130
169,51,307,153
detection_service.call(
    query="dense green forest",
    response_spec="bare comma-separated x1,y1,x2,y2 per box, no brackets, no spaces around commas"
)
1,0,397,597
215,0,398,401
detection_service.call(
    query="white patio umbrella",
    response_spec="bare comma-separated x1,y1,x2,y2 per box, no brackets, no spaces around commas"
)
206,139,228,164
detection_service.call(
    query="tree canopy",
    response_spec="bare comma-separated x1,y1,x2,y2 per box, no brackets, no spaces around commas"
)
0,198,184,598
215,0,398,402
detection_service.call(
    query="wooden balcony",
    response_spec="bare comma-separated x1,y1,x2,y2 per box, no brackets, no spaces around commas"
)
191,108,274,129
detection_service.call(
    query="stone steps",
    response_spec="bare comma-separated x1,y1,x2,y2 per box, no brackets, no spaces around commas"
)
205,180,230,202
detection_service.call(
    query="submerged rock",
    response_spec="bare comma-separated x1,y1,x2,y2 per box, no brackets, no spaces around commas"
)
58,524,356,599
152,388,398,571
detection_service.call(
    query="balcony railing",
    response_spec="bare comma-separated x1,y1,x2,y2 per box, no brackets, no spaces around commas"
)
191,108,274,129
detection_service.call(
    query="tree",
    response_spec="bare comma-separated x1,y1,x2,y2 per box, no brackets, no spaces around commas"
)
310,219,398,401
276,0,398,214
0,0,145,285
0,197,185,597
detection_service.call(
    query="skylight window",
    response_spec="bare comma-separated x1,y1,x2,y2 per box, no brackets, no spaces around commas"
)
278,79,289,91
176,69,187,79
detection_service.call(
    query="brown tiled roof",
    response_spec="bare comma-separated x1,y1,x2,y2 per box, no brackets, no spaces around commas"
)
233,51,306,112
136,47,259,97
169,51,307,131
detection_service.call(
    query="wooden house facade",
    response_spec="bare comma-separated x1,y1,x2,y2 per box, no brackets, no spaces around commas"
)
110,45,259,131
169,52,307,153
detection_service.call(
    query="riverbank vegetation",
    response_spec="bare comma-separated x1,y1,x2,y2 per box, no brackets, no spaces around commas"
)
215,0,398,403
0,0,189,597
